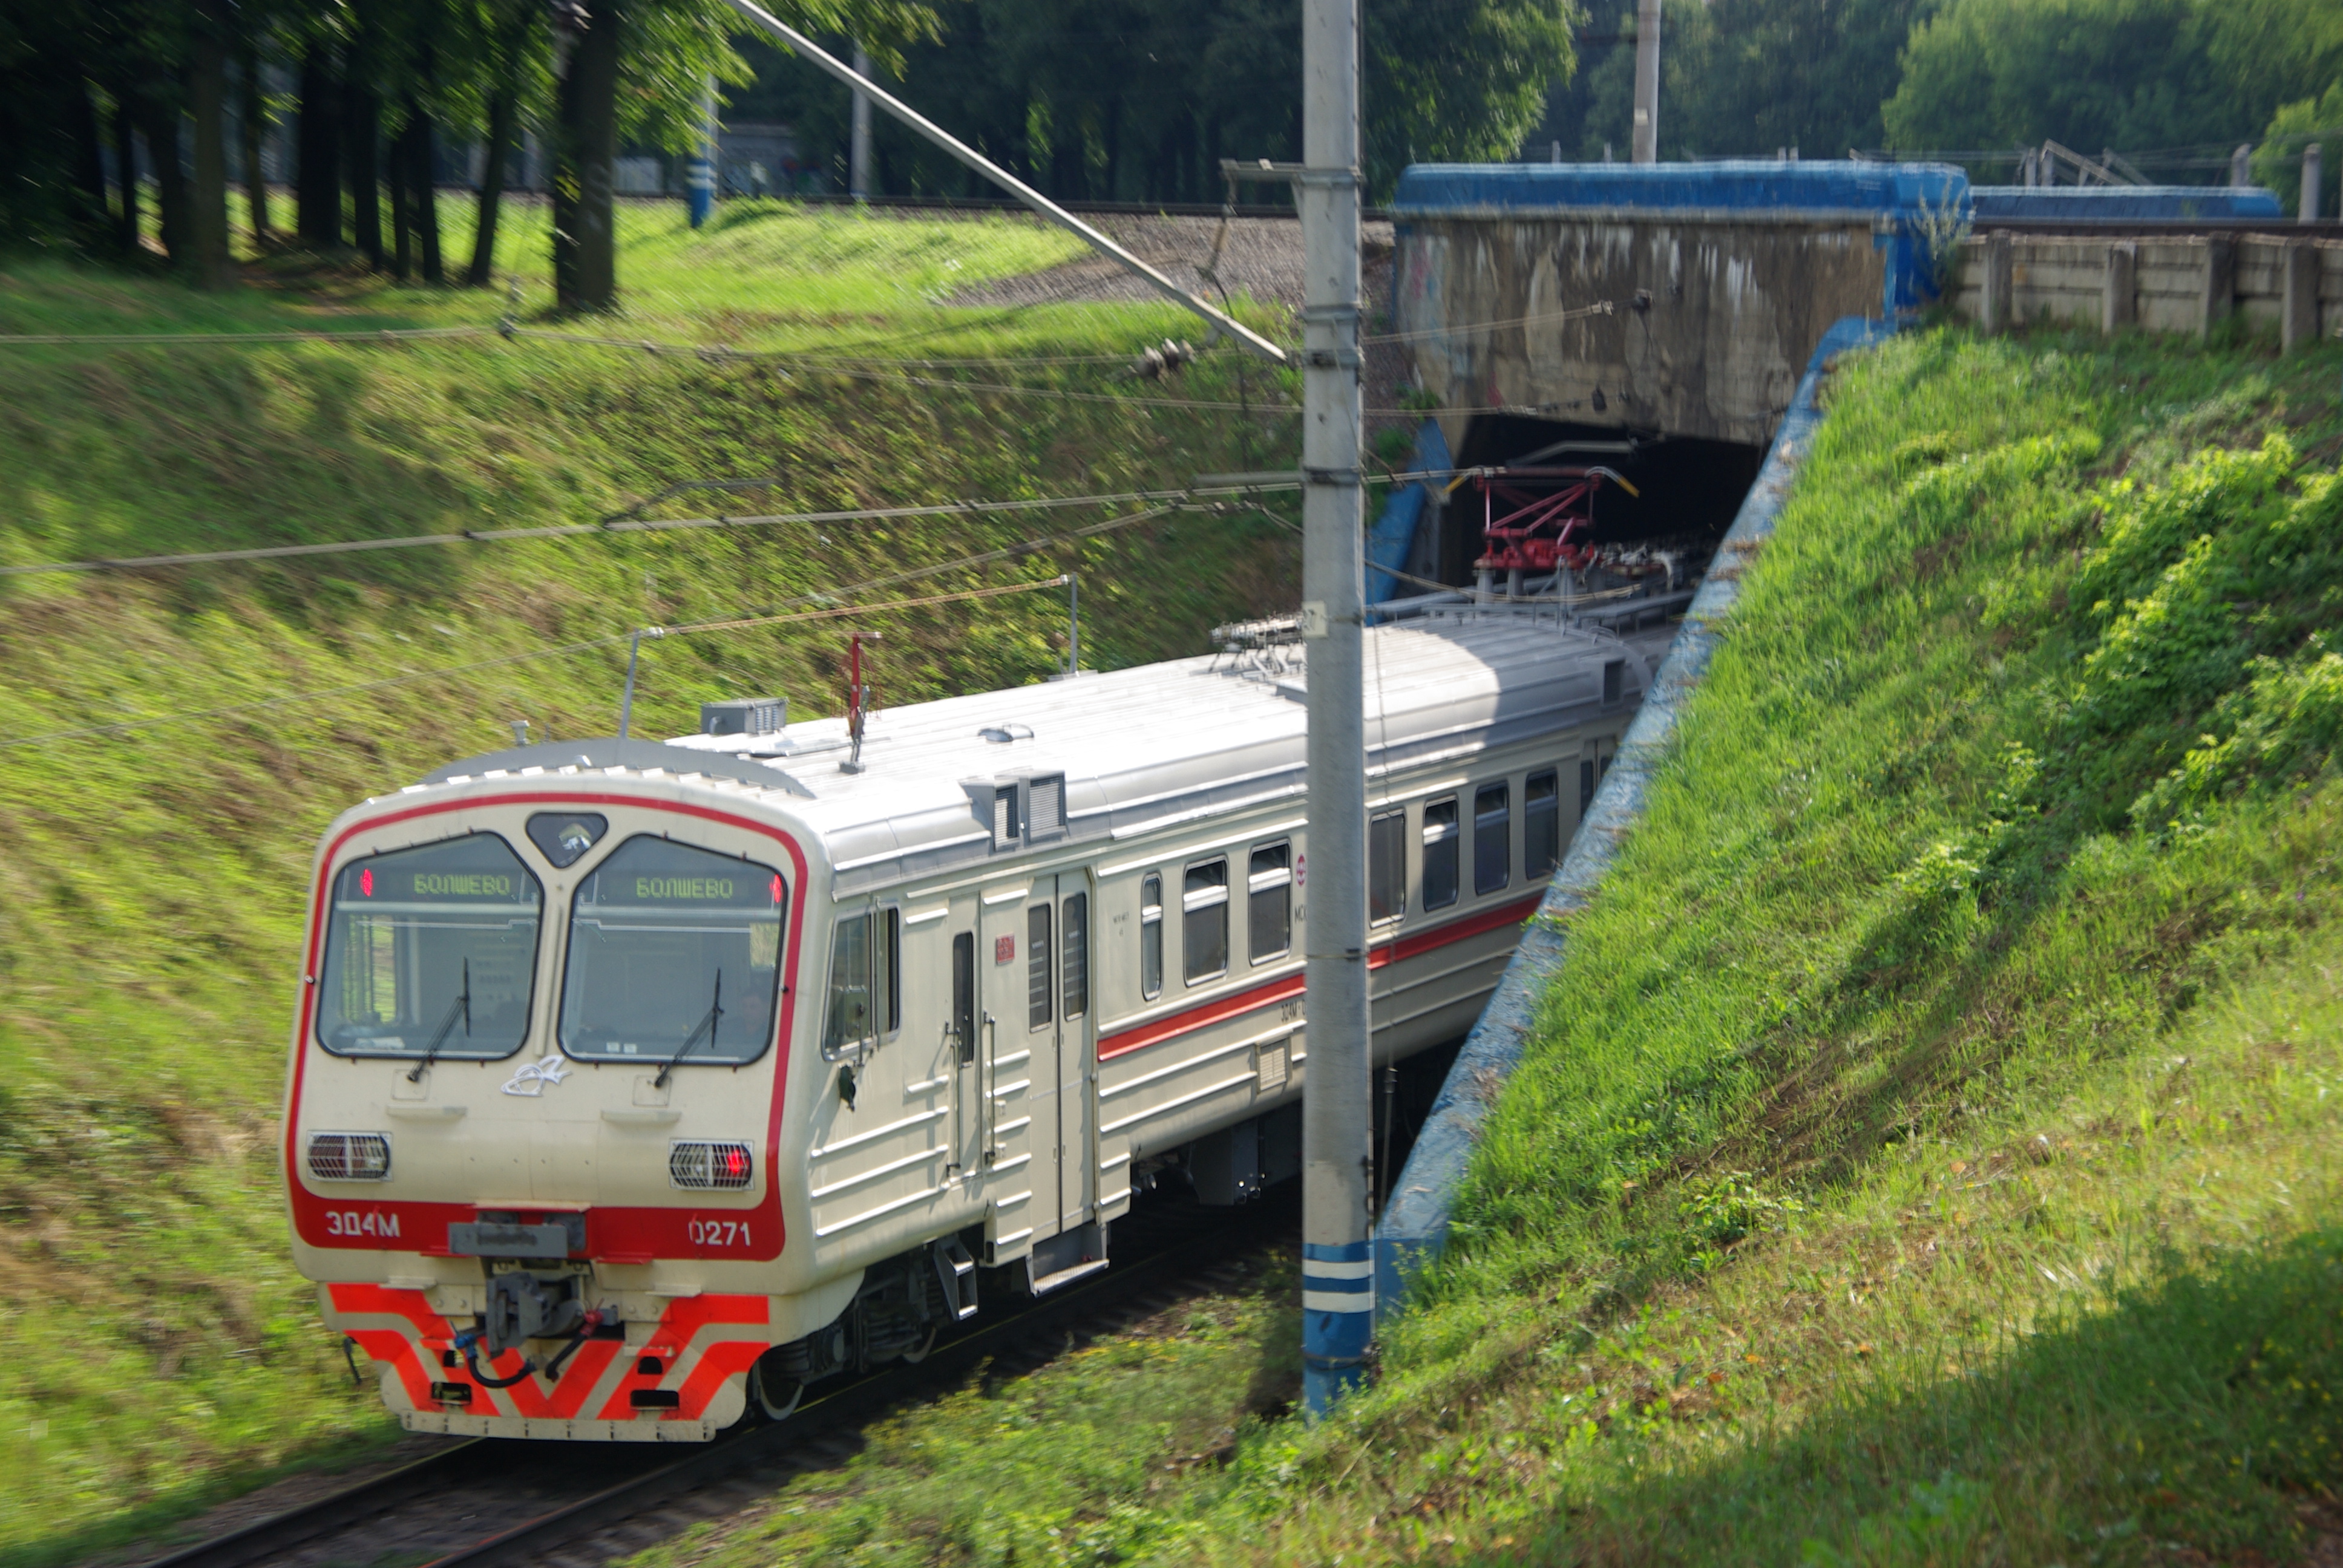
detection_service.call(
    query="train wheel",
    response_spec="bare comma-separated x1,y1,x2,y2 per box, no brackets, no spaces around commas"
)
750,1358,804,1422
897,1324,940,1365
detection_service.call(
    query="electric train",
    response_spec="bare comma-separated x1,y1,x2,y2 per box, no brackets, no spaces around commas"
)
284,598,1673,1439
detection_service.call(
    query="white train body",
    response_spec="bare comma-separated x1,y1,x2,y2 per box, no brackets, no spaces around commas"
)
285,604,1663,1439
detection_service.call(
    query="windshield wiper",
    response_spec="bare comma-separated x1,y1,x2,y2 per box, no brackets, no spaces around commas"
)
655,970,723,1089
408,958,471,1083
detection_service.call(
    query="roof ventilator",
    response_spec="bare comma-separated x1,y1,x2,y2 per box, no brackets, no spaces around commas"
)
702,697,787,736
972,770,1066,852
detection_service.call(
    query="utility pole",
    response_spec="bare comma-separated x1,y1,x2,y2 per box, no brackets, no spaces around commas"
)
850,44,873,201
1632,0,1661,163
1298,0,1372,1420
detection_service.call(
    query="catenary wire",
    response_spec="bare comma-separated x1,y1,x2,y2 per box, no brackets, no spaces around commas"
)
0,500,1237,750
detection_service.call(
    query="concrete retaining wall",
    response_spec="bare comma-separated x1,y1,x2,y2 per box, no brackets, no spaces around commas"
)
1958,232,2342,349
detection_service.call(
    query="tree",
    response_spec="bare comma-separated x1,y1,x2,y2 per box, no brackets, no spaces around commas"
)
2251,80,2342,215
1663,0,1934,158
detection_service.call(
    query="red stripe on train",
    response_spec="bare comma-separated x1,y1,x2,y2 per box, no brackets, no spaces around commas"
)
1095,892,1542,1060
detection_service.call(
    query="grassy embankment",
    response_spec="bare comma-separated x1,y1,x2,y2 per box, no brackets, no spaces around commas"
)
0,201,1306,1561
601,327,2343,1568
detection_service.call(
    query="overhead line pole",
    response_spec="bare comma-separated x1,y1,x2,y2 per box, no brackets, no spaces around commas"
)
1632,0,1661,163
713,0,1288,365
1298,0,1372,1419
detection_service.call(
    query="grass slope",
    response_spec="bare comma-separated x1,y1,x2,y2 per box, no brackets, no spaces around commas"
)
596,326,2343,1568
0,204,1302,1561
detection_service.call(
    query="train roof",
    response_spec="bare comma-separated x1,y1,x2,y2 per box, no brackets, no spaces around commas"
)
410,604,1673,898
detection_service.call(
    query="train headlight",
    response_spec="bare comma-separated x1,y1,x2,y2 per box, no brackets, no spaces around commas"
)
670,1140,753,1190
307,1132,393,1181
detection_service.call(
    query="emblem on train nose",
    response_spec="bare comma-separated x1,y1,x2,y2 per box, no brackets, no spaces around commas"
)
501,1054,572,1097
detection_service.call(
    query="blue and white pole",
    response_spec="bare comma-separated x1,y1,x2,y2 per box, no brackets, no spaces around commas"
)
1297,0,1370,1420
687,77,716,227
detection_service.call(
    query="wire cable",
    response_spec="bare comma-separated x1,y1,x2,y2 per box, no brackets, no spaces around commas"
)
0,502,1233,751
0,481,1299,579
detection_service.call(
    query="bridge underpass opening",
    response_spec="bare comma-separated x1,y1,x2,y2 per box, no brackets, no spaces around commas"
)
1406,414,1767,604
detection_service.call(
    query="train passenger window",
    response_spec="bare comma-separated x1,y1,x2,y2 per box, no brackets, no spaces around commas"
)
820,907,900,1057
1368,810,1407,924
1580,759,1598,816
1139,874,1164,1001
1524,769,1562,880
1422,798,1461,910
1183,858,1229,984
562,837,786,1067
1027,903,1054,1030
1248,842,1292,964
317,833,542,1059
1061,892,1089,1020
1473,784,1510,896
952,933,976,1066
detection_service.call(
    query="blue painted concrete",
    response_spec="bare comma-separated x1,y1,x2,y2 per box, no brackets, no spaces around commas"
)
1392,160,1968,220
1391,161,1968,320
1366,419,1452,605
1370,313,1898,1321
1970,185,2284,222
1303,1238,1376,1418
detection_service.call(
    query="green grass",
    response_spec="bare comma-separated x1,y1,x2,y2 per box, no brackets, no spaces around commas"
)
0,207,1303,1562
581,326,2343,1568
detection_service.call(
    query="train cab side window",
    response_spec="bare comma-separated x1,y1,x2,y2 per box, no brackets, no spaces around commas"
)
1183,858,1229,984
1579,759,1598,817
822,907,900,1057
1061,891,1089,1021
1473,783,1510,896
1422,797,1461,910
951,932,976,1066
1248,841,1293,964
1139,874,1164,1001
1369,809,1407,924
1524,768,1562,880
1027,903,1054,1030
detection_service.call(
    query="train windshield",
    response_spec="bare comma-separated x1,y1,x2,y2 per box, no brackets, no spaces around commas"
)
560,837,785,1067
316,834,543,1058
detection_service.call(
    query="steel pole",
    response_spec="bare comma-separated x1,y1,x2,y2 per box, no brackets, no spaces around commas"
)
1632,0,1662,164
1299,0,1371,1420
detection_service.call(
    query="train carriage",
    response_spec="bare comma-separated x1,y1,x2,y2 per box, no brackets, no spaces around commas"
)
286,601,1667,1440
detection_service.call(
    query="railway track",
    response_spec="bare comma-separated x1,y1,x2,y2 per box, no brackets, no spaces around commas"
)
119,1191,1297,1568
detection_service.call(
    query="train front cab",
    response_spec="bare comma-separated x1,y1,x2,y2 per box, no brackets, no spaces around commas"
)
287,783,842,1440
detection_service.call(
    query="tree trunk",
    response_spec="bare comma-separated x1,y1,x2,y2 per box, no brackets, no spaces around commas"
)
296,51,341,246
414,108,443,284
190,25,235,287
144,99,189,265
68,77,108,227
468,87,516,286
239,37,272,244
345,75,381,268
113,97,142,255
388,113,411,278
552,4,620,313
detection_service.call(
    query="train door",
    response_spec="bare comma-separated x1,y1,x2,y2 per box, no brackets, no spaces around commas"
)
975,886,1037,1261
1018,872,1096,1240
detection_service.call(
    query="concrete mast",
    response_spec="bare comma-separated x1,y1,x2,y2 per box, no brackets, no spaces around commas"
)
850,44,874,201
1298,0,1372,1419
1632,0,1662,163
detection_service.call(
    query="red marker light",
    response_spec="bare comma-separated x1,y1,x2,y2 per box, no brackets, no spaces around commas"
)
769,875,782,904
360,868,375,897
724,1148,747,1178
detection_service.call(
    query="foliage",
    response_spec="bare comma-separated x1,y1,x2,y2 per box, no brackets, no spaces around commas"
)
726,0,1575,204
2250,79,2343,215
1882,0,2343,155
1662,0,1937,159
